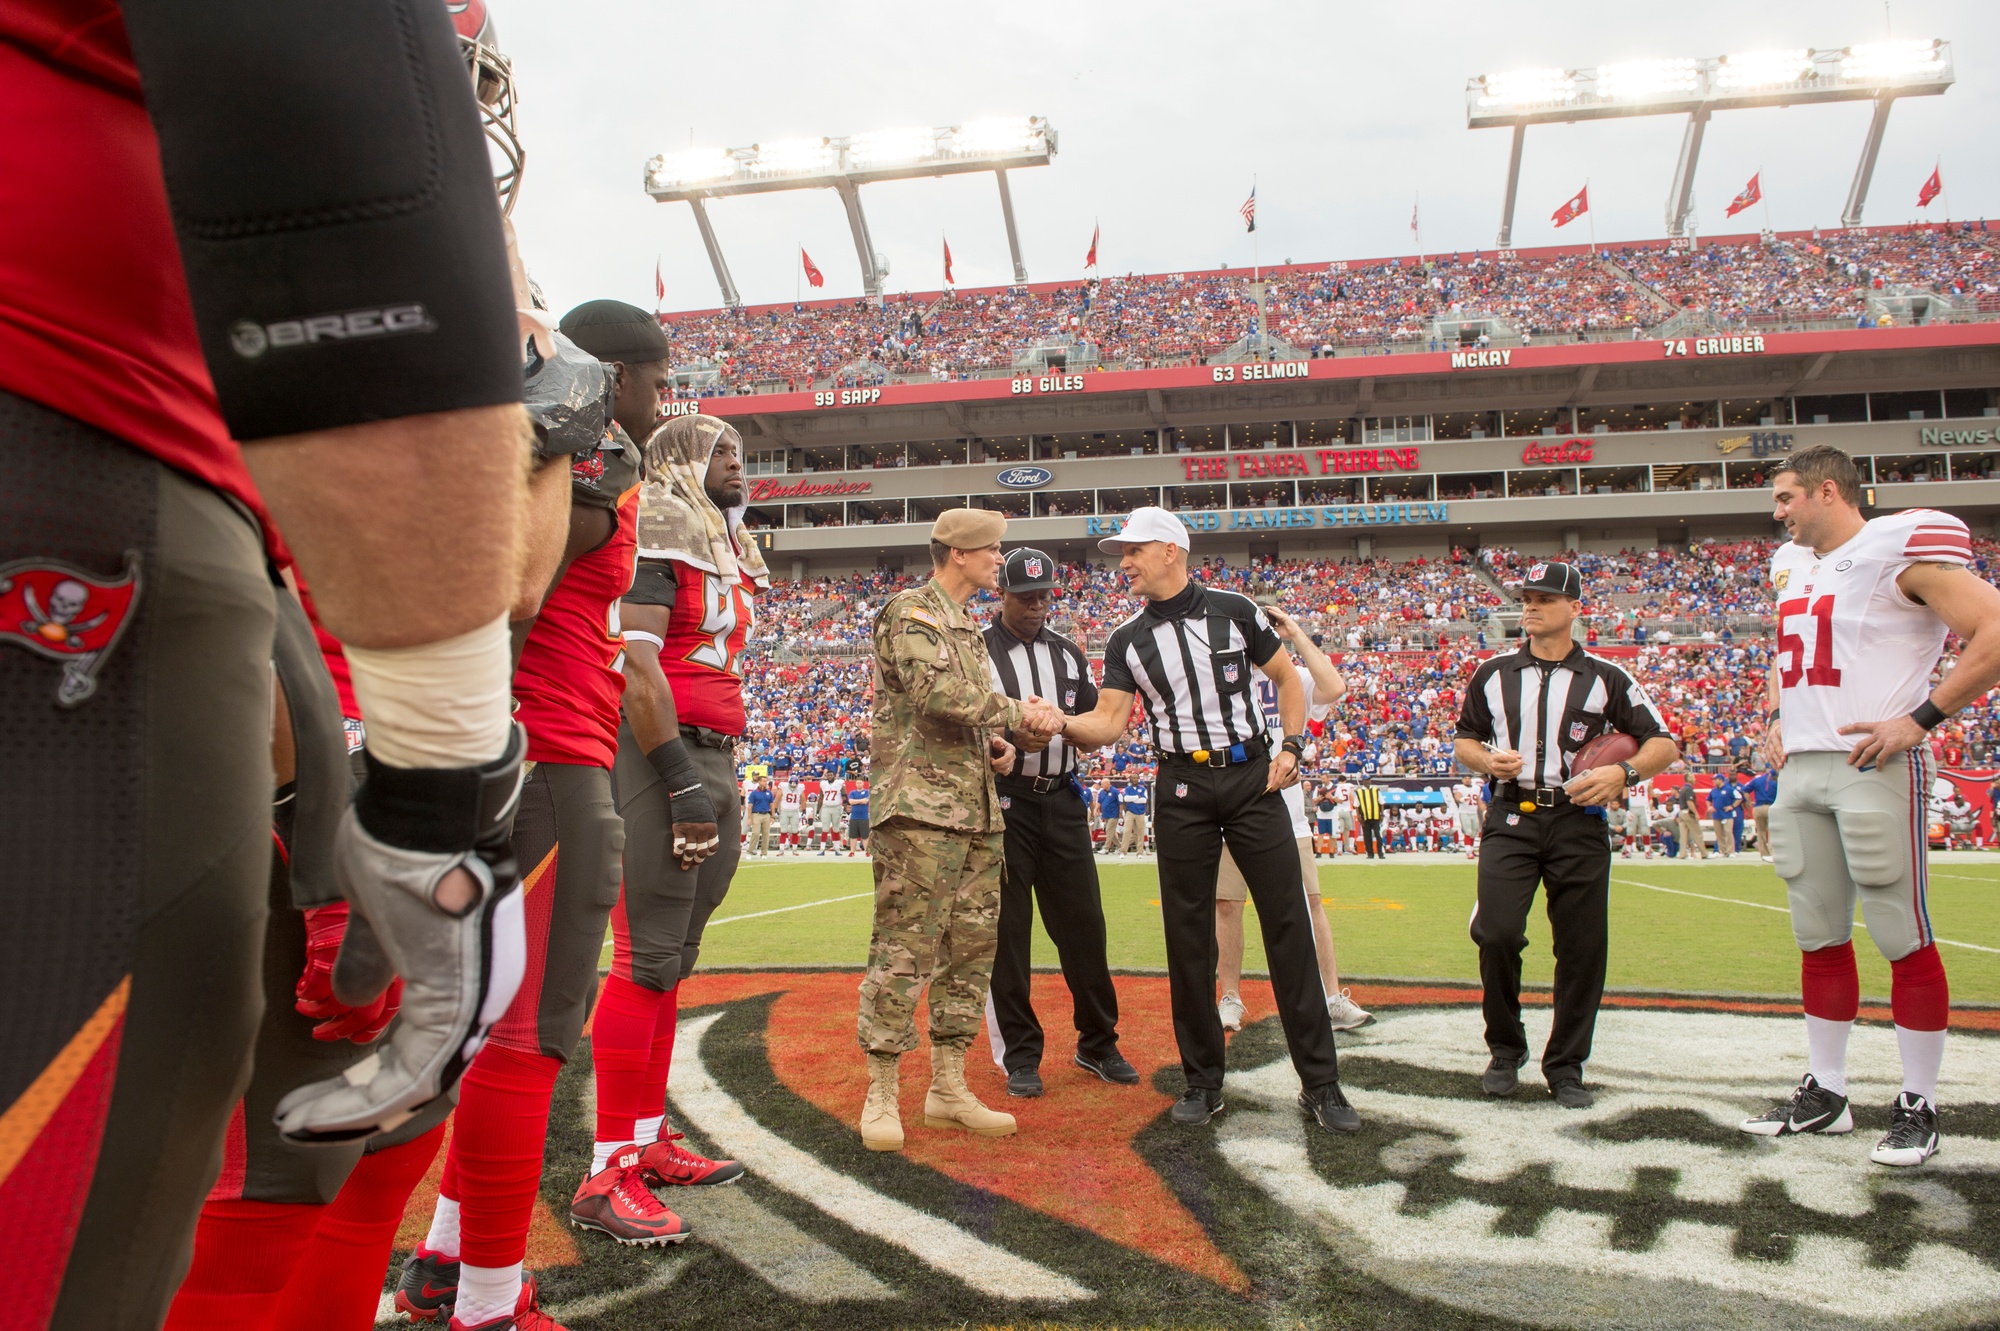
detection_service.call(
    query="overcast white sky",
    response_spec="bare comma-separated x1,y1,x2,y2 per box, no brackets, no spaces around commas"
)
502,0,1996,318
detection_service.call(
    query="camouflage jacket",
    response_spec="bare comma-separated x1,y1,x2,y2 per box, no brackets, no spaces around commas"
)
870,578,1024,832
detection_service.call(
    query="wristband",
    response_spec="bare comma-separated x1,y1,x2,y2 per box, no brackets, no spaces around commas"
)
646,738,717,824
1765,707,1780,720
1911,699,1949,731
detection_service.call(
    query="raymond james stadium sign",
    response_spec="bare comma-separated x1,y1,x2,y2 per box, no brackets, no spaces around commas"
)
1086,502,1448,536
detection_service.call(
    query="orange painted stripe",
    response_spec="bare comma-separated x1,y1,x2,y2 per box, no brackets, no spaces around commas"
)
0,976,130,1189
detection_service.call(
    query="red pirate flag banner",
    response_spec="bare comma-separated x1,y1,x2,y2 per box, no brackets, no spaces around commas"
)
0,552,142,706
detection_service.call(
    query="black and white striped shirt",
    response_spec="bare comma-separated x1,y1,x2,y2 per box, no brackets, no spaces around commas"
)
1100,583,1281,757
984,622,1097,779
1455,644,1668,788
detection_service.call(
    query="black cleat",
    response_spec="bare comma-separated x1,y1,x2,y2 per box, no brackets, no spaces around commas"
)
1299,1082,1362,1133
1871,1092,1941,1167
1170,1087,1224,1126
1481,1055,1525,1097
1074,1050,1140,1085
392,1245,459,1322
1740,1074,1854,1137
1549,1078,1594,1110
1006,1066,1044,1098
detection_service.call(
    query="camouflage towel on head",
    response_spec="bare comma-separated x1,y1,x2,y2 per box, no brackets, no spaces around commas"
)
634,414,771,587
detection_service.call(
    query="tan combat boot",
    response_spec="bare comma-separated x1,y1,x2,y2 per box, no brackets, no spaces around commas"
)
860,1053,904,1152
923,1044,1018,1138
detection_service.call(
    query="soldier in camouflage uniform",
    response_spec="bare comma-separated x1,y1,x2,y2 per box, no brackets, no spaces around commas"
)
857,509,1063,1150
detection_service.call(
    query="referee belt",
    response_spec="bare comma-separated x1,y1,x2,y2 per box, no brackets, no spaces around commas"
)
1168,733,1271,768
997,772,1074,795
1495,781,1574,811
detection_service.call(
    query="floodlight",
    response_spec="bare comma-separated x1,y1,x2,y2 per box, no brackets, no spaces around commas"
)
1714,48,1812,91
1467,41,1953,242
1841,39,1948,82
646,116,1059,303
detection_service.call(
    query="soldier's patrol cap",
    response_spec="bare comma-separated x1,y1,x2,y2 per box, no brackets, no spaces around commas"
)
930,507,1006,549
1000,547,1060,592
1519,560,1583,599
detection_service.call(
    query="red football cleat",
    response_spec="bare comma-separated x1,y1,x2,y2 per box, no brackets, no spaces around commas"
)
448,1274,566,1330
639,1131,744,1187
569,1145,691,1246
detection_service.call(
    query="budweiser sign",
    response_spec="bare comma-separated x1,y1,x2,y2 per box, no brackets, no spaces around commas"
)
1519,439,1594,466
746,476,873,502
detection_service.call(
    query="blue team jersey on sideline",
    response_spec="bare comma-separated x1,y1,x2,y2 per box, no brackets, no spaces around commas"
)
1122,787,1149,815
1098,788,1123,818
748,788,774,814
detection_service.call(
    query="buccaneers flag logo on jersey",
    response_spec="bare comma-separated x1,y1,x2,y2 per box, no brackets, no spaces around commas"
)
0,552,142,706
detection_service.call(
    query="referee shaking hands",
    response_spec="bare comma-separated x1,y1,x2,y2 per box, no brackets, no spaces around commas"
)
1453,562,1677,1108
984,548,1136,1097
1059,508,1358,1134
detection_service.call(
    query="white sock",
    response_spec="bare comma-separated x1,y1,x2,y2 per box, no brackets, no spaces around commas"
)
453,1262,522,1328
422,1196,461,1260
590,1140,627,1176
1804,1014,1852,1097
635,1114,665,1147
1896,1024,1946,1105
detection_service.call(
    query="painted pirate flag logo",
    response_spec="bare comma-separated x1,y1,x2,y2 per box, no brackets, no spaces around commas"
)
0,553,142,706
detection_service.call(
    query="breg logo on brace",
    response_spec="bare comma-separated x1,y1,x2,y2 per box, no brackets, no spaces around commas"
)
996,466,1054,490
230,304,435,360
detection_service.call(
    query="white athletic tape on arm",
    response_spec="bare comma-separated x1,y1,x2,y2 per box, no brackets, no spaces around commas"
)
344,614,512,768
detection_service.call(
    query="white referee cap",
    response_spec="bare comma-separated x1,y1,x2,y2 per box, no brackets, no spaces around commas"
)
1096,505,1190,554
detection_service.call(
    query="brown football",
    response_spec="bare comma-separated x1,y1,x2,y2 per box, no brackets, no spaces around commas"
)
1573,731,1640,775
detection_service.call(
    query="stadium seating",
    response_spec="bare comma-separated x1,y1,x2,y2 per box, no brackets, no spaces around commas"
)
664,224,2000,395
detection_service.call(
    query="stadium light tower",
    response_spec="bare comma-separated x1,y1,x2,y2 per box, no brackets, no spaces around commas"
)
644,117,1058,305
1467,40,1953,245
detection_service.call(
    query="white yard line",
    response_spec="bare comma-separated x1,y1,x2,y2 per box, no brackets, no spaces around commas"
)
1614,878,1999,956
705,892,872,927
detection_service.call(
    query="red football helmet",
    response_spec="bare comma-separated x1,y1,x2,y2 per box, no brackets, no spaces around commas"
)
446,1,524,213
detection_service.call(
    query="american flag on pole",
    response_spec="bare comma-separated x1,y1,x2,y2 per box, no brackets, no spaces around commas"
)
1240,186,1257,232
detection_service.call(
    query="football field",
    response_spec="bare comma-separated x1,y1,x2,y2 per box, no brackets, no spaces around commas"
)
665,851,2000,1003
429,853,2000,1331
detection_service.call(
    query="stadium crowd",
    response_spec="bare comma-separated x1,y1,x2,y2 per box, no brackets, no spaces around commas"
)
661,224,2000,394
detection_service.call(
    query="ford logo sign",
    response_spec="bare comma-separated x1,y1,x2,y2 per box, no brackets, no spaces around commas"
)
995,466,1053,490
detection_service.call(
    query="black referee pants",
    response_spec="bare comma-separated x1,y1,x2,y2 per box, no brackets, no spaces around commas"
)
989,781,1121,1073
1154,757,1340,1094
1470,801,1612,1083
1360,818,1383,858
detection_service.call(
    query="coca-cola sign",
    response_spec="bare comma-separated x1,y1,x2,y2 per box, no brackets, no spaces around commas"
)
745,476,873,503
1519,439,1595,466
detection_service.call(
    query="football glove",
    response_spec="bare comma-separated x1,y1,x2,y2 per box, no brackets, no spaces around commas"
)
295,902,403,1043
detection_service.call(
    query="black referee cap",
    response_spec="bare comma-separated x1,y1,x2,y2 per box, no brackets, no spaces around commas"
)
1519,560,1583,599
1000,547,1060,592
558,299,673,364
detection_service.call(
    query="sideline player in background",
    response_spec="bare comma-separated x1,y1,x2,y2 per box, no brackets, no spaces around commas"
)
1744,446,2000,1167
1,5,535,1325
846,774,871,856
576,413,765,1239
1214,605,1370,1034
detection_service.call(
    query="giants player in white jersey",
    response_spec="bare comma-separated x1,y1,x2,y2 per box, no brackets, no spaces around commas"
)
1745,445,2000,1167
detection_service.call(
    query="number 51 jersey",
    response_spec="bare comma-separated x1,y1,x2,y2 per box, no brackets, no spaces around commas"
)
1770,508,1970,754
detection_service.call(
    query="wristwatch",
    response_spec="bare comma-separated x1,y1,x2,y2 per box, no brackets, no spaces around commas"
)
1617,761,1640,787
1281,734,1308,758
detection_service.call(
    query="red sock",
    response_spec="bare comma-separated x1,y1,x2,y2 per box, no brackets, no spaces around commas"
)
593,972,665,1143
163,1199,325,1331
266,1124,446,1331
639,984,682,1126
1801,940,1860,1021
1889,942,1950,1031
452,1043,563,1270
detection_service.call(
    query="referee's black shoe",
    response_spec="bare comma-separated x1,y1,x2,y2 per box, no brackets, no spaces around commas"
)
1170,1088,1224,1125
1299,1083,1362,1133
1006,1067,1044,1098
1074,1050,1140,1085
1549,1077,1594,1110
1482,1054,1527,1097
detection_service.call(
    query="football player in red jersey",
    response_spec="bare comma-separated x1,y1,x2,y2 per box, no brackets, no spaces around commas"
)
577,414,768,1223
0,3,546,1327
386,300,675,1331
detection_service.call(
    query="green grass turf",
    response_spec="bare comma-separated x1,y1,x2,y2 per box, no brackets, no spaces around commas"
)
617,855,2000,1004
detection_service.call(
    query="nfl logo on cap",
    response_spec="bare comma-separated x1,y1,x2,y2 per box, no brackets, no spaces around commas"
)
1025,557,1043,578
1529,562,1549,582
